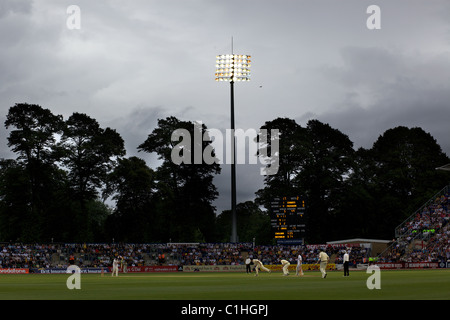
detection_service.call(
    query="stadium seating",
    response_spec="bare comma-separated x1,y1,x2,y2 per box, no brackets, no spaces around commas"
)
2,187,448,269
380,185,450,263
0,241,370,269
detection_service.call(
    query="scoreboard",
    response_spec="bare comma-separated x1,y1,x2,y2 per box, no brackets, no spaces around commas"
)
270,196,306,242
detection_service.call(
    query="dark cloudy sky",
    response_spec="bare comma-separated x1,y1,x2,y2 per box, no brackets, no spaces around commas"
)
1,0,450,213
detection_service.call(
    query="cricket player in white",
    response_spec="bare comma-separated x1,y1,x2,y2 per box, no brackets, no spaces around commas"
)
112,257,119,276
318,249,329,279
296,254,304,276
252,259,271,276
281,259,290,276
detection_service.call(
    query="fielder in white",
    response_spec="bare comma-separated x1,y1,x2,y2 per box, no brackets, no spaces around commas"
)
112,257,119,276
318,249,329,279
296,253,304,276
281,259,290,276
252,259,271,276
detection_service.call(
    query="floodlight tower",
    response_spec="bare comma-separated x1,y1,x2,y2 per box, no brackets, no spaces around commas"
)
215,45,251,243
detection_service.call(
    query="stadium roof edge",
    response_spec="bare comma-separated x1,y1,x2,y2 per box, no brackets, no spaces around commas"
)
326,238,391,244
436,163,450,171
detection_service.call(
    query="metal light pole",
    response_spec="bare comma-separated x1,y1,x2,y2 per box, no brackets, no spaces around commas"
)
215,51,251,243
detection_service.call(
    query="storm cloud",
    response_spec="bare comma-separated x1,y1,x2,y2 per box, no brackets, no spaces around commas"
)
1,0,449,213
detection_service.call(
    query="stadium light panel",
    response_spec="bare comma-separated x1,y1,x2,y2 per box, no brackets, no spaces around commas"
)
215,54,251,82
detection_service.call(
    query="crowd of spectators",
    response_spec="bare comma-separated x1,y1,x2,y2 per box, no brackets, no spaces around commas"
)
138,242,370,267
397,192,449,238
0,244,57,269
71,243,148,268
406,223,450,263
380,190,450,263
1,189,448,269
0,242,370,269
0,234,445,269
0,243,152,269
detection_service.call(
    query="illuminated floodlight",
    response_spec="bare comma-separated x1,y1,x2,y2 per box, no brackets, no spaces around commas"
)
215,54,251,82
214,46,251,243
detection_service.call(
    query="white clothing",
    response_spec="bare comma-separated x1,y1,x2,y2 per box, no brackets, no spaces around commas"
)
112,258,119,276
319,251,329,262
296,254,304,276
318,251,329,278
253,259,271,276
281,259,290,275
343,253,349,262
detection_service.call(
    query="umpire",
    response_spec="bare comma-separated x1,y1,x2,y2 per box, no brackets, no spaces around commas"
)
245,257,252,273
343,250,350,277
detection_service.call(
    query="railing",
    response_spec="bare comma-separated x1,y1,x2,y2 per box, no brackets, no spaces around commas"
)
379,184,449,260
395,185,449,238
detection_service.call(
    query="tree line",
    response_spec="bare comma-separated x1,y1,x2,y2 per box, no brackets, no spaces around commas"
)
0,103,449,244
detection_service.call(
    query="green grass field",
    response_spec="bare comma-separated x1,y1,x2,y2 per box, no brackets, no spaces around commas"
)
0,269,449,300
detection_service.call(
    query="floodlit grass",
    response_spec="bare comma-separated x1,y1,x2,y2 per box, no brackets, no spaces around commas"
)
0,269,449,300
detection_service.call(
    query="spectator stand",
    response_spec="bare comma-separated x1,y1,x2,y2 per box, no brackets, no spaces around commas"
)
379,184,450,263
